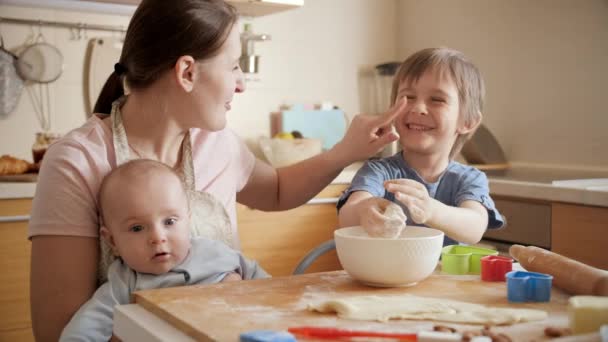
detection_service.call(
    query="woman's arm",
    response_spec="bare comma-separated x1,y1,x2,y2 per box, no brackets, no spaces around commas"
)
238,100,406,211
30,236,98,342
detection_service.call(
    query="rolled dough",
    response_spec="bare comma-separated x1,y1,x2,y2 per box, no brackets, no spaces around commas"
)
308,294,547,325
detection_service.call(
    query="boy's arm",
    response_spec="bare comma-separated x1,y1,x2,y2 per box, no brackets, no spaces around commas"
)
427,200,488,245
385,178,488,244
338,191,374,228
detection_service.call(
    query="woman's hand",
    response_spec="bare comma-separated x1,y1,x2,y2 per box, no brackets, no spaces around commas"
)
357,197,407,238
331,99,407,164
385,179,437,225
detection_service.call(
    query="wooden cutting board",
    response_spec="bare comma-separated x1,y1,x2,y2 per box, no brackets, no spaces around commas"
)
133,271,572,341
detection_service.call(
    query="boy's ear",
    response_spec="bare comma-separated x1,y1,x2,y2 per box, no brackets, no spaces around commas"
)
100,226,120,257
457,110,482,135
174,55,197,93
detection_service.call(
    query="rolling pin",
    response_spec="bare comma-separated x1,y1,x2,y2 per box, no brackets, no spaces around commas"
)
509,244,608,296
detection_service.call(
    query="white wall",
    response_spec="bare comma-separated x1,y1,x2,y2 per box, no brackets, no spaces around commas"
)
0,0,398,160
395,0,608,170
0,4,130,160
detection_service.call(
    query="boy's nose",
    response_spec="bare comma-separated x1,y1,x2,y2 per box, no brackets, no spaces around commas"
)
409,101,428,116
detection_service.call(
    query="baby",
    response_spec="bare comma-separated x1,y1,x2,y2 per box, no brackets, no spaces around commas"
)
338,47,504,245
60,159,268,341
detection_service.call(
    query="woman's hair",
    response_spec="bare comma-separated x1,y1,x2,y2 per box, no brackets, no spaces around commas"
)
390,47,485,159
93,0,238,114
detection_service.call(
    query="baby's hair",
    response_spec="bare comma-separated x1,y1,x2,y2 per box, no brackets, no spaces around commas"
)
390,47,485,158
97,159,187,226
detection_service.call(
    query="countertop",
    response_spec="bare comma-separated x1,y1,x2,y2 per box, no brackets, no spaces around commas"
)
1,164,607,207
332,163,608,207
114,269,577,341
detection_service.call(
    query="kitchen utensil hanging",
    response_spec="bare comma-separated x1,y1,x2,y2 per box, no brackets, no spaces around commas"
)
0,27,25,118
16,26,64,132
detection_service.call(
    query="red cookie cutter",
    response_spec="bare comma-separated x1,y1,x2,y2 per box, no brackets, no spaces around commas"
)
480,255,513,281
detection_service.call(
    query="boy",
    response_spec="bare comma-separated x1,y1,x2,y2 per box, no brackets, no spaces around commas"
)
338,48,504,245
60,159,268,341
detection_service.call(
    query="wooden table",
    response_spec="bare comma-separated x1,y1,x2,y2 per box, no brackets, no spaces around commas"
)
114,270,578,341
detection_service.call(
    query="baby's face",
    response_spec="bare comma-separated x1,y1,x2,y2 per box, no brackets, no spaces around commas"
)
102,170,191,275
393,68,463,158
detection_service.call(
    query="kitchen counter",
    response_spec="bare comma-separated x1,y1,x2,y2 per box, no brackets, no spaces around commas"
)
332,163,608,207
114,269,578,341
0,182,36,200
2,164,607,207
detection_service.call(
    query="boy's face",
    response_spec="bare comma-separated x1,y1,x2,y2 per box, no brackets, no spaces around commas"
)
101,170,191,275
394,68,467,159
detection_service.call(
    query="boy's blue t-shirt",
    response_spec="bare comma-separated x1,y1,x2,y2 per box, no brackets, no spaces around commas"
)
337,153,505,246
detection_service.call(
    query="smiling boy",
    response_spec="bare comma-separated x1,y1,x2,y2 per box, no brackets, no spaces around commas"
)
338,48,504,245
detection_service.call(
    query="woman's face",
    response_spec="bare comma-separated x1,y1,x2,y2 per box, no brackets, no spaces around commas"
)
189,25,245,131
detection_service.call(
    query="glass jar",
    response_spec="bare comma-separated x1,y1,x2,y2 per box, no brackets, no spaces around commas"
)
32,132,61,164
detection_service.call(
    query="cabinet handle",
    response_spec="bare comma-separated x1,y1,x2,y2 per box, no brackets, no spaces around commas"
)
307,197,340,205
0,215,30,223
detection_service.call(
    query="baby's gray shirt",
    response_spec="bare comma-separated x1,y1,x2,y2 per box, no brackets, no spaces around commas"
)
60,237,269,341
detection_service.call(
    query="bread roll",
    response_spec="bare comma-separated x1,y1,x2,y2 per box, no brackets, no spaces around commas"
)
0,155,30,175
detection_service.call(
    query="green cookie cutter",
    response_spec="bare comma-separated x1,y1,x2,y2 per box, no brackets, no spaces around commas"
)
441,245,499,275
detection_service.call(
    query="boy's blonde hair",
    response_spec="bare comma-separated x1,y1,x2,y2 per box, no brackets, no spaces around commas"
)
390,47,485,159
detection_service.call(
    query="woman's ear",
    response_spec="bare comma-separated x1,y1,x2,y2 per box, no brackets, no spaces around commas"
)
457,110,482,135
100,226,120,257
174,55,197,93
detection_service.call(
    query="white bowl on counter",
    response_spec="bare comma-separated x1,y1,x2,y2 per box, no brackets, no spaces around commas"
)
334,226,444,287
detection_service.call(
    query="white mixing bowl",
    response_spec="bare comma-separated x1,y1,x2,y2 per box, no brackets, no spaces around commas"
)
335,226,444,287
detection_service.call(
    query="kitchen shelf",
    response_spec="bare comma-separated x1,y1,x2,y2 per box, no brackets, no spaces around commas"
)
0,0,304,17
229,0,303,17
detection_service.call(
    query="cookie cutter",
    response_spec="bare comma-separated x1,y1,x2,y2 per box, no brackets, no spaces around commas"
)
506,271,553,302
480,255,513,282
441,245,499,275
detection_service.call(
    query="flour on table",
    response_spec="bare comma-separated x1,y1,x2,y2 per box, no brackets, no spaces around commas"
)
308,294,547,325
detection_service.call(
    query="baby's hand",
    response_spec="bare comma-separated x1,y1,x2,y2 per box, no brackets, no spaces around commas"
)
357,197,407,238
221,272,242,282
385,179,436,224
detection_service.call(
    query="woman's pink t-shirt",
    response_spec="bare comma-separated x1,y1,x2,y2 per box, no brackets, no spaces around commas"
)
28,116,256,248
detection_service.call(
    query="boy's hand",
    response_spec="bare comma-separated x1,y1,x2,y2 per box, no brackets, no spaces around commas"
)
331,98,407,164
357,197,407,238
385,179,437,225
221,272,242,282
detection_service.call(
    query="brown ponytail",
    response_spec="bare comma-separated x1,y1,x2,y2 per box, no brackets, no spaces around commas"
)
93,0,238,114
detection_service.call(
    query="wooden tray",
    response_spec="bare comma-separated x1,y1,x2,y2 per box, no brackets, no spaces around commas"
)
0,173,38,182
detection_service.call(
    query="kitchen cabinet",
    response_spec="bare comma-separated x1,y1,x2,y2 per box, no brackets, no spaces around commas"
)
238,184,346,276
485,196,608,270
0,199,33,342
551,203,608,270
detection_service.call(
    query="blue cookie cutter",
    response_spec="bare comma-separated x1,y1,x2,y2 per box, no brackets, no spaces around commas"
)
506,271,553,302
240,330,296,342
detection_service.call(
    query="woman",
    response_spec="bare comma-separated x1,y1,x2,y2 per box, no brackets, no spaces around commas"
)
29,0,403,340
